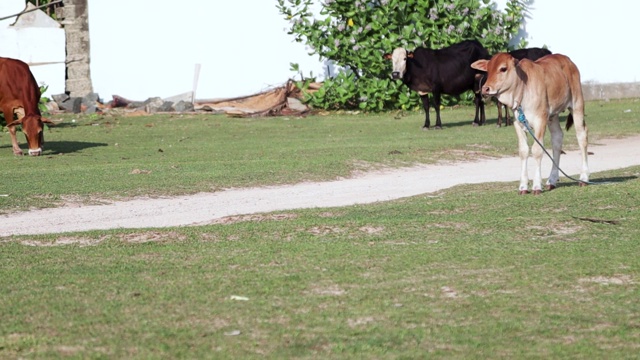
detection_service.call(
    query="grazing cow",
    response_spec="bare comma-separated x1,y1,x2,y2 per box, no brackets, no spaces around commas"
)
0,57,53,156
383,40,490,129
484,48,552,127
471,53,589,194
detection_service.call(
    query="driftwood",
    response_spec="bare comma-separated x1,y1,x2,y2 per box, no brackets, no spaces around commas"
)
110,95,133,108
194,80,315,118
96,80,322,117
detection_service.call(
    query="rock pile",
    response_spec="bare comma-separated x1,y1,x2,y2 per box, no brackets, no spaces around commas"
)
49,93,195,115
45,80,317,117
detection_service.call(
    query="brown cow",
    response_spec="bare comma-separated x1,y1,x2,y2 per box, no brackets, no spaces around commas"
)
0,57,53,156
471,53,589,194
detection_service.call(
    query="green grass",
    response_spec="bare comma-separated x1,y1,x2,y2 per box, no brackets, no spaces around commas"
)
1,98,639,212
1,99,639,358
2,167,639,358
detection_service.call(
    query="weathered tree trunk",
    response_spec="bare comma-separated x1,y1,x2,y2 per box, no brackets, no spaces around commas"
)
59,0,93,97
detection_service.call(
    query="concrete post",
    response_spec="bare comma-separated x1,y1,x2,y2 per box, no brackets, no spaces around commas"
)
60,0,93,97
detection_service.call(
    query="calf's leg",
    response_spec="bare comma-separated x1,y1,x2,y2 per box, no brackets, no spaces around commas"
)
8,125,23,156
570,108,590,185
514,121,530,194
546,115,563,190
3,107,23,156
530,118,548,195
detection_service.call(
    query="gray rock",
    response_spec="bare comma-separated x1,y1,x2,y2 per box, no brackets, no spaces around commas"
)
143,97,165,112
174,100,194,112
157,101,175,112
52,93,70,104
57,97,83,113
82,93,100,106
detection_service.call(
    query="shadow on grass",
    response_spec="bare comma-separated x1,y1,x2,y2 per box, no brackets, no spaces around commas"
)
427,111,574,129
412,119,489,129
556,175,638,188
0,141,109,155
47,141,109,154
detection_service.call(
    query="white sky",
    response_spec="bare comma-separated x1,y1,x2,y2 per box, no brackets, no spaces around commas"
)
88,0,640,100
89,1,325,100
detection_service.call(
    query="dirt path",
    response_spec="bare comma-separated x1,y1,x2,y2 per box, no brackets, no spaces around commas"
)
2,135,639,237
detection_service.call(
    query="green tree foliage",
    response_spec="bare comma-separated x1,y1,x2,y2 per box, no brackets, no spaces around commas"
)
26,0,60,19
26,0,57,6
277,0,527,111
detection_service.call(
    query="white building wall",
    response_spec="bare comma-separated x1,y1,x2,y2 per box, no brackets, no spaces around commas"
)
0,0,66,96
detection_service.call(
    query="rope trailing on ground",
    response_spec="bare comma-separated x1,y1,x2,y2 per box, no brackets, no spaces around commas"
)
516,106,608,186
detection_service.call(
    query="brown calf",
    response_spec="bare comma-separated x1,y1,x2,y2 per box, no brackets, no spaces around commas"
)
471,53,589,194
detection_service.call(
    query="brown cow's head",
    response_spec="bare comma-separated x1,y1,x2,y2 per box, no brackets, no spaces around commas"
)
383,48,414,80
471,52,526,97
8,115,53,156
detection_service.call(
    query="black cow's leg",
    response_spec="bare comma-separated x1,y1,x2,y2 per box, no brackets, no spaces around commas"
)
496,100,503,127
433,92,443,129
420,93,431,129
472,74,484,126
480,97,486,126
472,92,484,126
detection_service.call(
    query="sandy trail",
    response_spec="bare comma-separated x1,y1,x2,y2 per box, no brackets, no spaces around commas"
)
1,135,639,236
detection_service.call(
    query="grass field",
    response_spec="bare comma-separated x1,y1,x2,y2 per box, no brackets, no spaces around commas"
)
1,99,639,358
1,99,638,213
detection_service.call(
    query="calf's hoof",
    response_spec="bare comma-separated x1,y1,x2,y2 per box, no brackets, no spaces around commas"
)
532,189,543,195
518,190,530,195
546,184,556,191
434,126,443,130
579,181,588,187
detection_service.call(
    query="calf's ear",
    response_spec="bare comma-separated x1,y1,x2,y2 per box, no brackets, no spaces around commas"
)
470,59,488,71
383,53,392,60
407,51,414,58
516,64,528,84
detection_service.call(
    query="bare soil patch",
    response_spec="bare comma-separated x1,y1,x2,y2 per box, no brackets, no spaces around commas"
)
1,135,639,237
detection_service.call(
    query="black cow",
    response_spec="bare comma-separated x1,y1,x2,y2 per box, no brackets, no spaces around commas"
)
383,40,490,129
482,47,552,127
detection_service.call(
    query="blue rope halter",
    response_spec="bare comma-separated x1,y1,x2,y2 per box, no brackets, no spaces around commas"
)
516,106,529,128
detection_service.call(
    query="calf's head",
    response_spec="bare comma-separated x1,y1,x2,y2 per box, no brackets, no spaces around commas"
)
8,115,53,156
471,52,526,96
383,48,413,80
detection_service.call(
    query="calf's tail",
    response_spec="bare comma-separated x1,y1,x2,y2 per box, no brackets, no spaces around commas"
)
566,113,574,131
